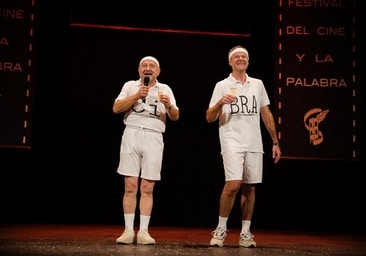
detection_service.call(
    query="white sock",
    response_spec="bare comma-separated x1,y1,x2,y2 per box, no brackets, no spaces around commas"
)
139,215,151,231
124,213,135,230
218,216,228,230
241,220,251,234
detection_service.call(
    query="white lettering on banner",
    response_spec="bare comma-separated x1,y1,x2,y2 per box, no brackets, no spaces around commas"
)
295,54,334,63
317,27,345,36
296,54,305,62
0,9,25,18
286,26,346,36
315,54,333,63
286,77,347,87
286,26,310,35
0,62,23,72
287,0,346,8
0,37,9,46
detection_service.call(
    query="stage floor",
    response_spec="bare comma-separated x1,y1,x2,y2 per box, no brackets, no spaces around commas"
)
1,224,365,256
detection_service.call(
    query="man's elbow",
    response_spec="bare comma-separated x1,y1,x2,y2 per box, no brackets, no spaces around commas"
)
112,106,119,114
112,104,124,114
171,113,179,121
206,114,216,123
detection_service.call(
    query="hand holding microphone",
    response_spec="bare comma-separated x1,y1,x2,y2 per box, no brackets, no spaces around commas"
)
142,76,150,103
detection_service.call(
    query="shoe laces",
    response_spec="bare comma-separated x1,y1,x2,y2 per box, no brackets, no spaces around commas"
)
240,232,254,240
211,227,227,239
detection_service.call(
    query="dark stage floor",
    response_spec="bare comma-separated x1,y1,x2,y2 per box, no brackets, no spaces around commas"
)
0,224,365,256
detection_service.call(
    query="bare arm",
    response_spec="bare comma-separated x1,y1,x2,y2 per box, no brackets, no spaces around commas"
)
261,105,281,163
166,106,179,121
206,102,222,123
112,93,140,114
159,94,179,121
206,94,235,123
112,83,151,114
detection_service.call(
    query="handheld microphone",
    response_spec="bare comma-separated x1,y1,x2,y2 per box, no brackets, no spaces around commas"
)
142,76,150,103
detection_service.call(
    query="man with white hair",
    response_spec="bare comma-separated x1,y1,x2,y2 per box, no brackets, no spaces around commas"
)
206,45,281,248
113,56,179,245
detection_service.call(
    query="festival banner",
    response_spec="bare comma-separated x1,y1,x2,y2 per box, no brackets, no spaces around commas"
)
274,0,360,160
0,0,38,149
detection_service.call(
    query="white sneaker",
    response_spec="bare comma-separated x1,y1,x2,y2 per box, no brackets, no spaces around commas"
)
137,229,155,245
209,227,227,247
239,232,256,248
116,229,135,244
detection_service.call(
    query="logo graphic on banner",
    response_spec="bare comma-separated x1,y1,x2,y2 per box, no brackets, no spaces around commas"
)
304,108,329,146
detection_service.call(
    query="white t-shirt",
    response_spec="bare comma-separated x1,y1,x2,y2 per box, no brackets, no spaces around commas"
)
115,79,178,133
208,73,270,153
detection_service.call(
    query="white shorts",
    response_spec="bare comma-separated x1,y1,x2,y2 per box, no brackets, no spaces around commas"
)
116,126,164,181
222,151,263,183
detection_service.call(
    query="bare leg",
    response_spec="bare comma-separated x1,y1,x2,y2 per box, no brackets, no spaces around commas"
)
123,176,139,214
116,176,139,244
139,178,155,216
136,178,156,245
239,183,257,247
219,180,241,217
241,183,256,221
210,180,242,247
